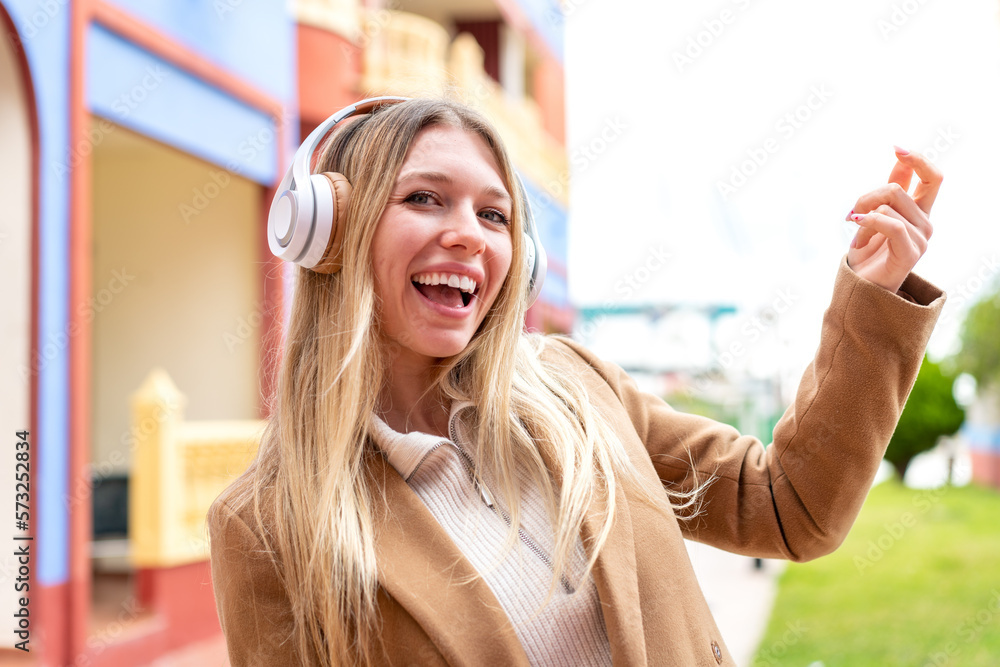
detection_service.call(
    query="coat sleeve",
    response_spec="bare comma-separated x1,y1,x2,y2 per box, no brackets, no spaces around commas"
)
207,496,311,666
554,256,945,562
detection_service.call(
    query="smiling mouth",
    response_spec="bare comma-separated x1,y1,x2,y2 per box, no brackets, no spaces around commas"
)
411,273,479,308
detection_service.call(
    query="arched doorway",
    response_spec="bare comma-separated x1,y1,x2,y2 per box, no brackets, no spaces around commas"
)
0,3,38,660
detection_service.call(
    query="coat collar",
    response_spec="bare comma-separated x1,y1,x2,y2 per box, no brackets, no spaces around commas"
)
369,401,474,481
364,422,649,665
364,449,530,665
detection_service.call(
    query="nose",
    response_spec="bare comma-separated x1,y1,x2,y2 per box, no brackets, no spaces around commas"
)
440,203,486,255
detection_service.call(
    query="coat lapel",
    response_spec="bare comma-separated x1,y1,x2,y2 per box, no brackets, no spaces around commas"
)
583,478,649,665
365,451,529,666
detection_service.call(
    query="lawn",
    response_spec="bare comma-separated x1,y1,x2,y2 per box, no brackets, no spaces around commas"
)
752,481,1000,667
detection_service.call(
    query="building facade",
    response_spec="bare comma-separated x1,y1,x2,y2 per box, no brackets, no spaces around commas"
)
0,0,568,664
966,388,1000,489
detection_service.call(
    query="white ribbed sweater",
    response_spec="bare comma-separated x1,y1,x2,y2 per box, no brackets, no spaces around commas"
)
370,404,612,666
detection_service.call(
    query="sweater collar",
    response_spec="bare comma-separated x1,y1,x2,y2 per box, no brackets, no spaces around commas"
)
370,401,474,481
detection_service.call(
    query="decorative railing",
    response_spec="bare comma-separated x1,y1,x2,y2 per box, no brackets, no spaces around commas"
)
129,369,264,567
294,0,364,42
292,1,567,205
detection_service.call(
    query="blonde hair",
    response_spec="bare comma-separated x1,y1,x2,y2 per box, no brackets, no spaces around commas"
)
217,99,701,665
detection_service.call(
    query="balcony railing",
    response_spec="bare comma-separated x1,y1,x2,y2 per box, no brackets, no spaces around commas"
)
129,369,263,567
293,1,567,205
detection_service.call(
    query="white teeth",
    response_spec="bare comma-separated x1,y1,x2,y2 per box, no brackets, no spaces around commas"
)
412,272,478,293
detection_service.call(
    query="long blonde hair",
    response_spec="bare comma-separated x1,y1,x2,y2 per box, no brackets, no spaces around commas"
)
218,99,701,665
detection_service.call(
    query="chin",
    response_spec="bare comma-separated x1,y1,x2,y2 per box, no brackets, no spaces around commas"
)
421,335,475,360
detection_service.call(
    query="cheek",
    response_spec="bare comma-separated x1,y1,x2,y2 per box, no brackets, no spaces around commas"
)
496,238,515,285
371,228,409,289
485,240,514,303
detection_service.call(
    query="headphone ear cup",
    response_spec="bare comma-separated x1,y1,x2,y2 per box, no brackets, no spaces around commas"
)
523,231,536,283
515,177,546,307
310,172,353,274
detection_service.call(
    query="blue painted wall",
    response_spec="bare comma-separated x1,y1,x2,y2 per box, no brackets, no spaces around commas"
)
2,0,297,588
87,24,280,184
522,176,568,309
514,0,563,62
105,0,294,105
3,0,72,587
964,422,1000,453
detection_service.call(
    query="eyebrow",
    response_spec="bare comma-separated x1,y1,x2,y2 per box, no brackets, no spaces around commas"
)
397,170,512,205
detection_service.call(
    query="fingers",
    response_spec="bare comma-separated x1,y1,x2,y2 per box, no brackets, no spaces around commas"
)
852,205,926,254
887,154,914,193
893,147,944,214
850,207,924,265
849,182,933,239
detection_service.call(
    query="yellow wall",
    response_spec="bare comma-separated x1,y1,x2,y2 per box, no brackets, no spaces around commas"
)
91,122,262,474
0,27,33,649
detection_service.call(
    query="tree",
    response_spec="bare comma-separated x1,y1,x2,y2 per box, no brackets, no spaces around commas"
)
955,284,1000,391
885,356,965,480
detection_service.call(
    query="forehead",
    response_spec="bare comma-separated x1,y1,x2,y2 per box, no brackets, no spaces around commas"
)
399,124,505,182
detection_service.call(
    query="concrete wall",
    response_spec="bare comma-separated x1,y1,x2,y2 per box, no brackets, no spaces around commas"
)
90,121,262,474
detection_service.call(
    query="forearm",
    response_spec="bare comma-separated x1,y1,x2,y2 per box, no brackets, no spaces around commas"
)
681,256,945,559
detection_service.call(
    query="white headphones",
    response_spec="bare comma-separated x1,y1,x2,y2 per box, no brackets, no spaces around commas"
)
266,96,547,306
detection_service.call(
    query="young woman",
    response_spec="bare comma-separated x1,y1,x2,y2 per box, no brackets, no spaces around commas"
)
208,97,944,666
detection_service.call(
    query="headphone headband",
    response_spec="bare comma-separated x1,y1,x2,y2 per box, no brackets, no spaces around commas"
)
267,96,546,305
287,96,408,215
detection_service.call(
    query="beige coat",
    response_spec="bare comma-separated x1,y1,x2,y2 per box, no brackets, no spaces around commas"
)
208,257,944,665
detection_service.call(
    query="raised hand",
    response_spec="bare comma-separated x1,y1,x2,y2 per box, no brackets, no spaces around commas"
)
846,147,943,293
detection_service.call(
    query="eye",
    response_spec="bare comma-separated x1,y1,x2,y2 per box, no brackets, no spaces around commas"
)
404,191,436,205
479,208,509,226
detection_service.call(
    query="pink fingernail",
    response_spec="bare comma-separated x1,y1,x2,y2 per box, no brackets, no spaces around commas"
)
851,213,865,221
894,145,911,156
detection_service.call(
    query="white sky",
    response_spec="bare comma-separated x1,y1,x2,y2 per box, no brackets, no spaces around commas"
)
564,0,1000,381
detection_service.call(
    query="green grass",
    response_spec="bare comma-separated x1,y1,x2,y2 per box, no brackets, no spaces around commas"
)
753,481,1000,667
